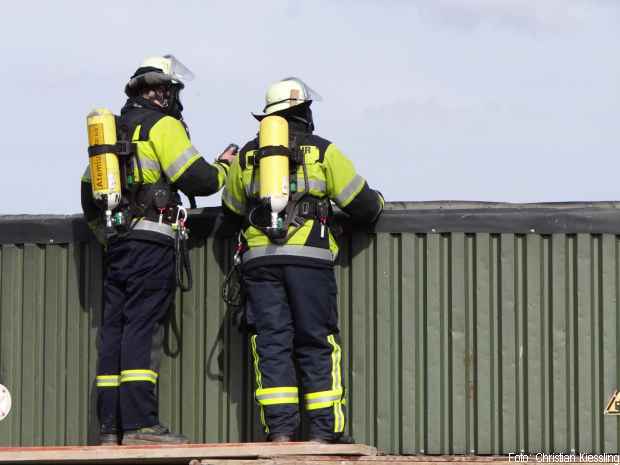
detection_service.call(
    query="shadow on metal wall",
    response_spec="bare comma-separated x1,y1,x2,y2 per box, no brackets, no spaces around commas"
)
71,230,103,446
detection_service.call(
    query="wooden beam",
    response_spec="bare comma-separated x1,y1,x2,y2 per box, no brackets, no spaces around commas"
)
189,458,589,465
190,458,572,465
0,442,376,464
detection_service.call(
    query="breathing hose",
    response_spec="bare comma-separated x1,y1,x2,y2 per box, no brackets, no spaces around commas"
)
174,207,192,292
222,236,245,307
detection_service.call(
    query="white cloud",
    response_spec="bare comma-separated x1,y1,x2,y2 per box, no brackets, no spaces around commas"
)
414,0,610,33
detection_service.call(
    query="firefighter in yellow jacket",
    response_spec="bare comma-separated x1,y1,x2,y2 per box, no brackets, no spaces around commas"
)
222,77,383,442
81,55,236,445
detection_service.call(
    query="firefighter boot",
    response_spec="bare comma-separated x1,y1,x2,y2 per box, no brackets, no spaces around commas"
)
269,433,294,442
309,434,355,444
122,424,189,445
99,432,120,445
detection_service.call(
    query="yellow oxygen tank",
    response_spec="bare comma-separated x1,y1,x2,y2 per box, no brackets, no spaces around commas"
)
87,108,122,228
258,115,290,229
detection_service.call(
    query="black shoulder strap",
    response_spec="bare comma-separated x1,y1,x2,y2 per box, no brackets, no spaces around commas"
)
239,138,259,170
114,109,167,212
299,134,328,163
139,112,166,140
118,108,166,142
288,130,311,165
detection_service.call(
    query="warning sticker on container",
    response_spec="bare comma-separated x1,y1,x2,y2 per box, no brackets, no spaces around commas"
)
88,123,105,145
604,389,620,415
0,384,11,422
108,173,117,190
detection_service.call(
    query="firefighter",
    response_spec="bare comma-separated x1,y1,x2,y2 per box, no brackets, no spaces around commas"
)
221,77,384,443
81,55,237,445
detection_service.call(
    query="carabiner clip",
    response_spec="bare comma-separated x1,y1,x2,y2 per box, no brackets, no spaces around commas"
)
174,206,189,239
233,232,245,266
175,206,188,226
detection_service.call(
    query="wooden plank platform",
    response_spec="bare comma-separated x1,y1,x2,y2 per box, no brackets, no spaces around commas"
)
0,447,586,465
0,442,376,464
190,458,515,465
1,444,582,465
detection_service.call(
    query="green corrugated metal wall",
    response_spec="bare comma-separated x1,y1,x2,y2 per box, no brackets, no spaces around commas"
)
1,223,620,453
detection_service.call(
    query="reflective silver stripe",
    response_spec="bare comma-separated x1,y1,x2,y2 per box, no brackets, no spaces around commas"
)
243,245,334,263
245,184,259,196
222,188,246,214
136,155,160,172
133,219,175,239
334,174,365,206
297,177,326,193
245,177,259,197
305,393,341,405
256,392,298,401
164,145,199,179
82,166,91,181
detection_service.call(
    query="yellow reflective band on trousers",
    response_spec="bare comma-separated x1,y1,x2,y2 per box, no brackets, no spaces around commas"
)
96,374,120,388
256,386,299,406
327,335,345,433
250,335,269,433
120,369,158,384
304,388,343,410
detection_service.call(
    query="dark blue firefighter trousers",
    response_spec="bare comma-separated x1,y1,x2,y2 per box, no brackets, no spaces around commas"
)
97,239,175,432
243,264,347,441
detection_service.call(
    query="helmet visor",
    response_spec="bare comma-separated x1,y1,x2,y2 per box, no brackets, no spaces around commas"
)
281,76,322,102
164,54,195,83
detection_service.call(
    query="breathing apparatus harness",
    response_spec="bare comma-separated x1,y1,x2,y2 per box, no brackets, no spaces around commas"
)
87,100,192,291
246,106,329,244
222,128,332,322
245,131,332,245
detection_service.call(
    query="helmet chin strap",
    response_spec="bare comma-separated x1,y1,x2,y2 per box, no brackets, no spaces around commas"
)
167,85,184,119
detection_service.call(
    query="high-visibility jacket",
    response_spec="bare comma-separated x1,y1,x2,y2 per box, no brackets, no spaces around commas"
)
81,97,228,243
222,125,383,268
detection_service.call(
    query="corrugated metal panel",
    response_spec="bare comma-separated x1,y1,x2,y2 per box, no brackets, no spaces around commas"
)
1,222,620,454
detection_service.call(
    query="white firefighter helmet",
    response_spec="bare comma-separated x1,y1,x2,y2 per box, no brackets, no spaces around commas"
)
125,54,194,95
262,77,322,115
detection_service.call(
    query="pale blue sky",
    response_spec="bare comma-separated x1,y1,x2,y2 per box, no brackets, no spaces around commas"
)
0,0,618,214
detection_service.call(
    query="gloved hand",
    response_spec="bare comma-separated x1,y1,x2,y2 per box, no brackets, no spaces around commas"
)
216,143,239,165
